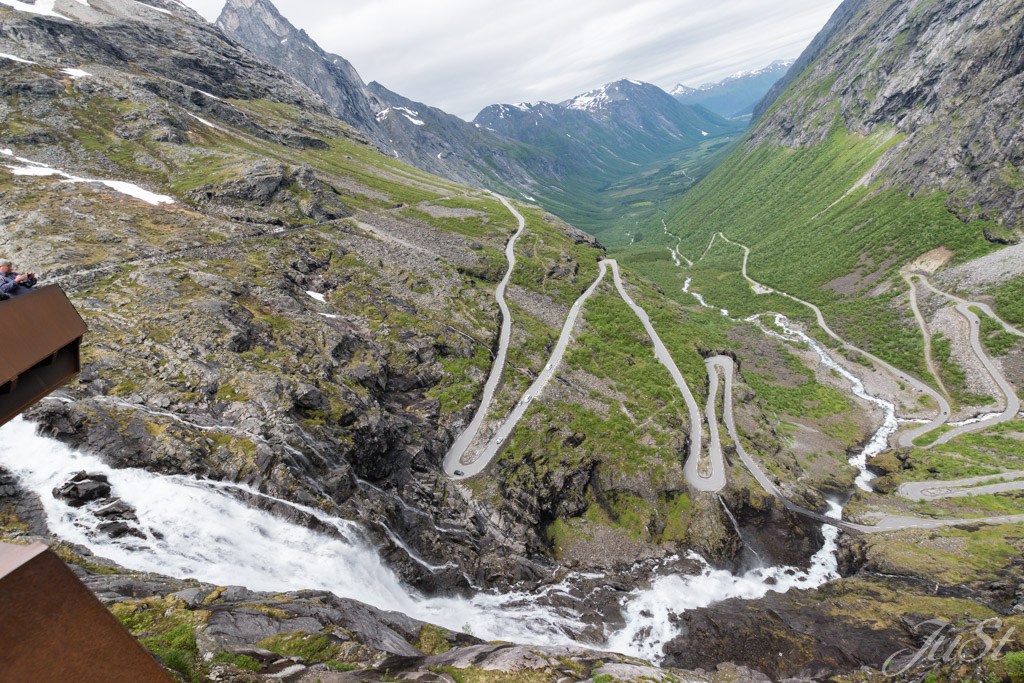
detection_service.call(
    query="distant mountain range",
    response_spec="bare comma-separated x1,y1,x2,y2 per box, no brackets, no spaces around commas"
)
475,80,735,172
216,0,741,228
668,60,793,118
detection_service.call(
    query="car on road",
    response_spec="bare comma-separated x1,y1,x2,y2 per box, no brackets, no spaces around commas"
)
453,469,464,476
522,394,532,404
496,436,503,445
545,363,552,371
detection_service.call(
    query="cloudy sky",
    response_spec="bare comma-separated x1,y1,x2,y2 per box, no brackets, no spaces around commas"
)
181,0,843,120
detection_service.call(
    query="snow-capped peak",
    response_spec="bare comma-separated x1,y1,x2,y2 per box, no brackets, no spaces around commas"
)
672,59,795,94
668,84,696,97
566,85,611,112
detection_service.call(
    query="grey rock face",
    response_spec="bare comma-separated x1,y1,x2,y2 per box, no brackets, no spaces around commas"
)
216,0,381,137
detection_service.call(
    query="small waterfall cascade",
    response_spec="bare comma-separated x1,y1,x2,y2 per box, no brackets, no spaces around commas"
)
718,494,765,567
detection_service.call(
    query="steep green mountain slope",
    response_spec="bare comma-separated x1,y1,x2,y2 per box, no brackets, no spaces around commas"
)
628,0,1023,382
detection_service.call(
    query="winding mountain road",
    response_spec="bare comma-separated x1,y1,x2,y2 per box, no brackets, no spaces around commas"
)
927,302,1021,445
444,257,721,491
899,471,1024,502
904,275,1021,445
902,272,950,398
442,194,528,478
444,260,608,479
710,232,952,447
708,354,1024,533
608,261,720,491
447,210,1024,533
917,276,1024,338
673,231,1024,530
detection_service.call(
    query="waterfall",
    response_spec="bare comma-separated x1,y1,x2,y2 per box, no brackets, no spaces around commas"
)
0,417,584,645
718,495,765,567
605,501,843,664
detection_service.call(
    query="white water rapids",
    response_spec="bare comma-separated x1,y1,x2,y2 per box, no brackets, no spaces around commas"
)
4,409,860,665
607,501,843,663
766,314,900,491
0,417,583,645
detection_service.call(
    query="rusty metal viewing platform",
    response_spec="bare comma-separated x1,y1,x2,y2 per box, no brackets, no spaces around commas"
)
0,285,88,428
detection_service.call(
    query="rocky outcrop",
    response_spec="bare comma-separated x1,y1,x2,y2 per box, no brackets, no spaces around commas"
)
0,0,327,114
660,577,916,679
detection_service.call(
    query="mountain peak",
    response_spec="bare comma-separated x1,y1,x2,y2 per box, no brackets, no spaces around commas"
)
668,84,697,97
670,59,794,118
564,79,660,113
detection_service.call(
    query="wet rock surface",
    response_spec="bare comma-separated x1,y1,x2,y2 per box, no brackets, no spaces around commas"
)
52,471,111,507
51,471,146,539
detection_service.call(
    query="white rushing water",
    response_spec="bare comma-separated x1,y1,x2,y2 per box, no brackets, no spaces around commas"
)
769,314,899,491
0,417,583,645
605,500,843,663
683,277,729,317
2,412,856,666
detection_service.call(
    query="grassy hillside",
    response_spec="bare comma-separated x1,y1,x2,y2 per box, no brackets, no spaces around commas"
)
617,121,1001,377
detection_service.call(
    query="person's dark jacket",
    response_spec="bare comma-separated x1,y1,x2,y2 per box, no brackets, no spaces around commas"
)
0,272,36,297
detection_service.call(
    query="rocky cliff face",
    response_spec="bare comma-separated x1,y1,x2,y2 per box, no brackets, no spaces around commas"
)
752,0,1024,239
0,0,580,595
0,0,793,605
215,0,381,136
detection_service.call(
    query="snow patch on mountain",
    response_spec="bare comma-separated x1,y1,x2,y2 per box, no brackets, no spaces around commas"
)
0,0,69,19
0,52,36,64
567,86,610,112
135,2,172,15
394,106,425,126
1,149,175,205
188,113,227,133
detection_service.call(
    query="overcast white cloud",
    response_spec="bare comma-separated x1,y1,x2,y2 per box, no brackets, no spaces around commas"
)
180,0,843,120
